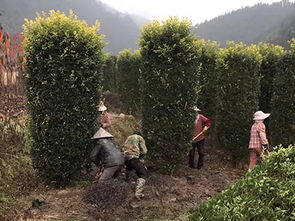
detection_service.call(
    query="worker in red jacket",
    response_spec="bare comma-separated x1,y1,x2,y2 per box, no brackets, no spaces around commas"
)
189,107,211,169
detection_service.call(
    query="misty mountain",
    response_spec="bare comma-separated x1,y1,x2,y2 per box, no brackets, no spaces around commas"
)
128,13,150,28
0,0,146,54
270,11,295,47
196,1,295,47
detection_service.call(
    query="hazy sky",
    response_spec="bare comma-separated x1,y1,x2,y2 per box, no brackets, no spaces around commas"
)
99,0,282,24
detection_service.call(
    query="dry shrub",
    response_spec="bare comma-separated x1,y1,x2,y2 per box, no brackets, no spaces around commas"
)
108,113,141,147
84,179,132,209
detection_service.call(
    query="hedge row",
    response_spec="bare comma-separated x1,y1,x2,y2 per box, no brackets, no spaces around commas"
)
258,43,284,114
139,18,200,172
24,10,105,186
195,40,219,138
102,54,117,93
271,39,295,147
23,11,295,181
215,43,262,164
117,49,142,115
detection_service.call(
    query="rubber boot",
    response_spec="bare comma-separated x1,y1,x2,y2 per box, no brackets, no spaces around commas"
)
135,178,146,200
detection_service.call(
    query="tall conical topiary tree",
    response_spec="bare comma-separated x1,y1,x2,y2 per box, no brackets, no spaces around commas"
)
23,10,106,186
139,17,201,173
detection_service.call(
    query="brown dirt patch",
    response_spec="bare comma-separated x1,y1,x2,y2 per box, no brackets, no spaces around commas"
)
18,146,245,221
0,95,26,118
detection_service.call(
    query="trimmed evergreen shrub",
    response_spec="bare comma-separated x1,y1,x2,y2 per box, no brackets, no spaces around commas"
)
139,18,201,173
258,43,284,113
196,40,219,129
23,10,105,186
189,145,295,221
270,39,295,147
216,43,262,164
117,49,142,115
102,54,117,92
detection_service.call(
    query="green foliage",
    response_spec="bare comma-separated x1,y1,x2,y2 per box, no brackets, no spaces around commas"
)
23,10,105,186
216,43,262,164
139,18,200,173
258,43,284,113
270,39,295,147
117,49,142,115
102,54,117,92
196,40,219,125
189,145,295,221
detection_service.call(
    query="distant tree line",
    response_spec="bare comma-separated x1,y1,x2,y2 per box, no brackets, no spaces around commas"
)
1,0,141,54
197,2,295,48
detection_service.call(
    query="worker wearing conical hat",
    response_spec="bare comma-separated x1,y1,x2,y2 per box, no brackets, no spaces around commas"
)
90,127,124,181
98,101,112,129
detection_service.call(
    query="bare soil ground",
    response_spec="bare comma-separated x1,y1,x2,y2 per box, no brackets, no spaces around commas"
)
1,96,245,221
19,146,245,221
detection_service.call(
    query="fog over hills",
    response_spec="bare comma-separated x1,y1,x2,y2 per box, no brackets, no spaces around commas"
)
0,0,149,54
1,0,295,52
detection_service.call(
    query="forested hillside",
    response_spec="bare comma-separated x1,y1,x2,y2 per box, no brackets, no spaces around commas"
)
0,0,145,54
270,12,295,47
196,1,295,47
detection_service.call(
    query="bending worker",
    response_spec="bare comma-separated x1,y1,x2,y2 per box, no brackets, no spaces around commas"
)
123,131,149,200
90,127,124,181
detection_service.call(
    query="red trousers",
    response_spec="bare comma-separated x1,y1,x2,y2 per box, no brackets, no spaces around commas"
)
248,148,268,170
248,149,260,170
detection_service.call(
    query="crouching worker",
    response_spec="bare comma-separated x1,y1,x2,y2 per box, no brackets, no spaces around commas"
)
90,127,124,181
123,131,149,200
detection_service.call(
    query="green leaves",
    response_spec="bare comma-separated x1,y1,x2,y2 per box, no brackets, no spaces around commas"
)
139,17,199,172
23,10,105,186
270,41,295,147
117,49,142,115
189,146,295,221
215,43,262,163
258,43,284,113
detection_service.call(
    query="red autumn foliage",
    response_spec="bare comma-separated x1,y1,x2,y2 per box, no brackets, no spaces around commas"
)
0,26,24,71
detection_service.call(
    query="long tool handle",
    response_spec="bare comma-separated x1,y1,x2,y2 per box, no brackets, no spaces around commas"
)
192,131,203,141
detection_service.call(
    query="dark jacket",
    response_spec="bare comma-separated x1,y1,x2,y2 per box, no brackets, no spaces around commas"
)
90,138,124,168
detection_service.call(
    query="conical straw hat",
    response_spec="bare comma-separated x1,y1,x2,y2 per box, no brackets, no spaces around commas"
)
98,101,107,111
91,127,113,139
